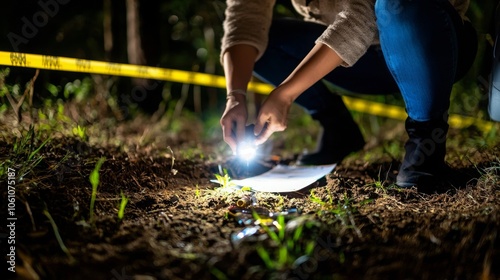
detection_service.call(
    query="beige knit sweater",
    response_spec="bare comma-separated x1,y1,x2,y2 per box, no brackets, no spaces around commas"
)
221,0,470,67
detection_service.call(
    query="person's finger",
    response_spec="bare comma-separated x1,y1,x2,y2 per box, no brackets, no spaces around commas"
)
254,112,268,137
221,120,237,153
254,110,273,145
255,116,288,145
236,118,246,144
255,123,274,145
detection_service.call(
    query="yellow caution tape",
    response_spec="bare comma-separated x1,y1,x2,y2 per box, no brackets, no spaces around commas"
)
0,51,496,132
343,97,497,132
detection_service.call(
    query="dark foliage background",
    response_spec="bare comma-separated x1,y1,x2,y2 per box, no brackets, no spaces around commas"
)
0,0,497,120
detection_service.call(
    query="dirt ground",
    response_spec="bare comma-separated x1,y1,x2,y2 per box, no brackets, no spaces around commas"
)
1,110,500,280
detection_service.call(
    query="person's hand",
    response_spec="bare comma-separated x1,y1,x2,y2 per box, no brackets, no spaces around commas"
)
220,93,248,153
254,87,294,145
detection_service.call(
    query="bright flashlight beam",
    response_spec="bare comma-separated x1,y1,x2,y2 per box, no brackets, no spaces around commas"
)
237,142,257,161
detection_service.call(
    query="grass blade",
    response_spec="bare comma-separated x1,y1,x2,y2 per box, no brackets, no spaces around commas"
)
89,157,106,223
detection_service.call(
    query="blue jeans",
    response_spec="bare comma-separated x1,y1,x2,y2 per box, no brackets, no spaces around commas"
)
254,0,477,123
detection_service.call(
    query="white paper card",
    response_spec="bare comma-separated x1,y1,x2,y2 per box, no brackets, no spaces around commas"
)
230,164,336,193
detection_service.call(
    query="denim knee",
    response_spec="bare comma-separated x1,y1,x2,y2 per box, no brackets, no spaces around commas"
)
374,0,406,28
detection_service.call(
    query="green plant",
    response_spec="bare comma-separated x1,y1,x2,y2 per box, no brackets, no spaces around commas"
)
8,125,50,179
310,190,357,215
72,125,88,141
89,157,106,223
0,68,11,116
209,267,228,280
366,166,396,191
43,205,75,263
309,189,333,209
213,168,236,189
63,77,93,101
330,194,354,216
309,190,362,238
255,214,316,271
117,191,129,222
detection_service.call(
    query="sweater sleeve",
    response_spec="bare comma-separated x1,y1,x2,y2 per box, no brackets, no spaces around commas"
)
316,0,377,67
220,0,276,63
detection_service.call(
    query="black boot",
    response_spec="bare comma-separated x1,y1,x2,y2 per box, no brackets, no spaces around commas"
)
297,96,365,166
396,117,449,189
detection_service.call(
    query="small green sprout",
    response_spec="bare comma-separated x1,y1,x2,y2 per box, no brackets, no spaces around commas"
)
117,191,129,222
72,125,87,141
89,157,105,223
43,205,75,263
209,267,228,280
309,189,333,208
255,213,316,271
214,170,236,189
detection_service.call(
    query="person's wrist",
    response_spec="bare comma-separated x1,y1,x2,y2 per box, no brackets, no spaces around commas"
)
226,89,246,99
273,84,296,105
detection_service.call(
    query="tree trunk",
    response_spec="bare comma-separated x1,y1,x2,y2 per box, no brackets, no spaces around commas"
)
103,0,113,61
125,0,146,66
126,0,149,91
